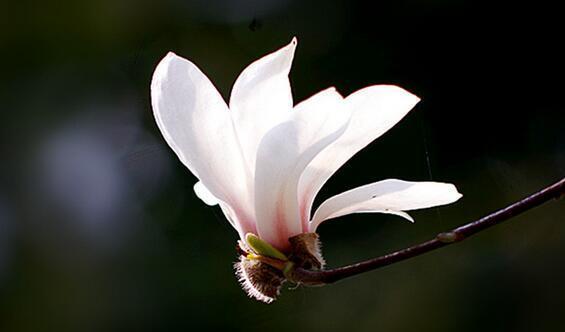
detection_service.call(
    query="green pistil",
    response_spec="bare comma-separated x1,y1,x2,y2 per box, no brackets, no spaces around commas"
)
245,233,288,261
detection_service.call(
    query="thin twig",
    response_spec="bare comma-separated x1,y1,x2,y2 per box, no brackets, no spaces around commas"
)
291,177,565,285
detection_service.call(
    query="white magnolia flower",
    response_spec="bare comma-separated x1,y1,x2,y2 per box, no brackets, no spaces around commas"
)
151,38,462,302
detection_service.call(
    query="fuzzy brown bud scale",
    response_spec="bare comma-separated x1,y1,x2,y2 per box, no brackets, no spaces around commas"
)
234,233,325,303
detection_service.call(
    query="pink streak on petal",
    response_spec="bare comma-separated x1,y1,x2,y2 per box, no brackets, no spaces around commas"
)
226,203,257,236
239,215,257,236
299,187,313,233
273,201,291,252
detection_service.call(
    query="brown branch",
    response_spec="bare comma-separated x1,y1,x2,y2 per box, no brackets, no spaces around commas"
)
291,177,565,285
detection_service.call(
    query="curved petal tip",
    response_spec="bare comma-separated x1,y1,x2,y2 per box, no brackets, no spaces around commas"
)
291,36,298,46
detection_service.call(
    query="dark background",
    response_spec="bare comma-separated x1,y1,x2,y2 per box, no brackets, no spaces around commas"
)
1,0,564,331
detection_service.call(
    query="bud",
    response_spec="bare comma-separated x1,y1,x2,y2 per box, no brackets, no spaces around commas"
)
235,255,286,304
288,233,325,270
234,233,326,303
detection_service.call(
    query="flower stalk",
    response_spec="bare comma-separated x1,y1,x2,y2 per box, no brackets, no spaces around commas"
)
290,177,565,285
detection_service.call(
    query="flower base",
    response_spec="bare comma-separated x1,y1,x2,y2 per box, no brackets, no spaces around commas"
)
234,233,325,303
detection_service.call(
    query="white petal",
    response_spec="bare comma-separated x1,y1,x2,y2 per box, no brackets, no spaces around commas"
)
151,52,255,234
298,85,420,222
219,202,247,239
310,179,462,231
193,181,220,206
229,38,297,171
254,88,350,250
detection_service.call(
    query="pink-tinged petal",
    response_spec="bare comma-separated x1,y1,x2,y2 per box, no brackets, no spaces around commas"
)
151,52,254,234
219,202,256,240
298,85,420,223
229,38,297,171
310,179,462,231
254,88,350,251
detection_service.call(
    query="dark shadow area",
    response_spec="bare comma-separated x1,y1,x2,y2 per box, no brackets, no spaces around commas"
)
1,0,563,331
